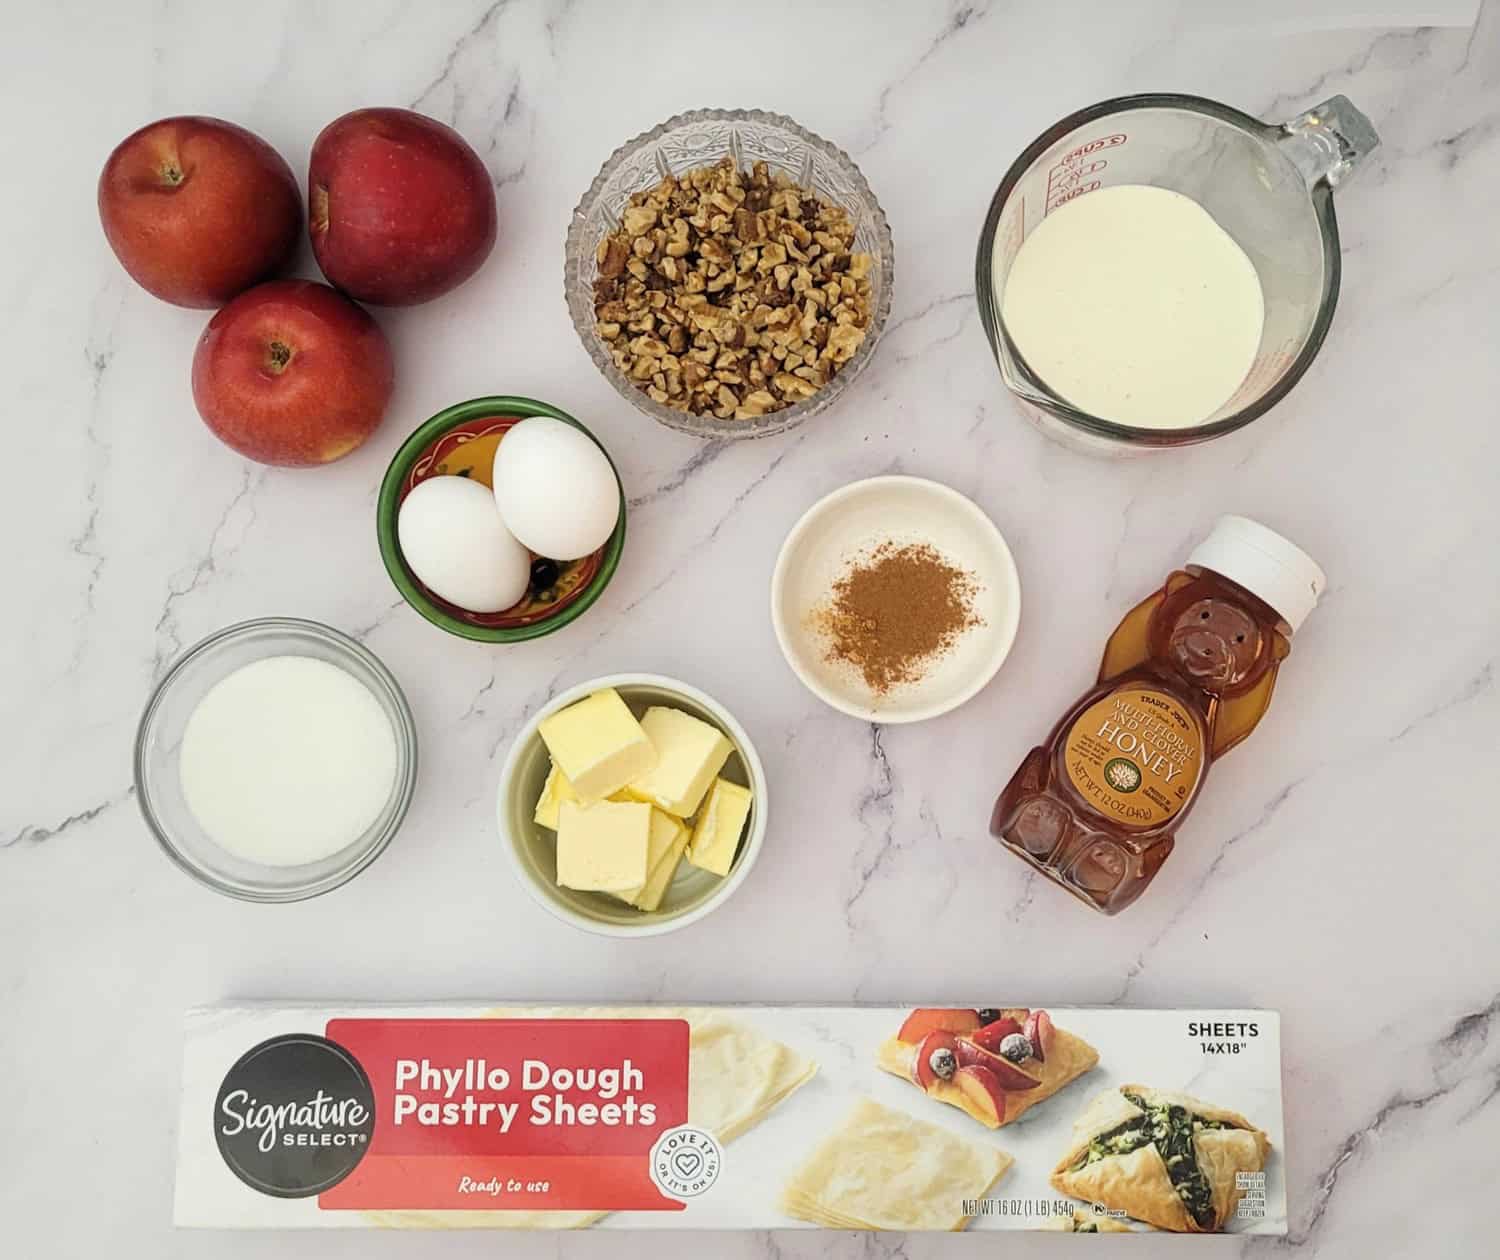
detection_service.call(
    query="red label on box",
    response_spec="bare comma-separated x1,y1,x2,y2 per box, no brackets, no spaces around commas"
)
318,1019,689,1212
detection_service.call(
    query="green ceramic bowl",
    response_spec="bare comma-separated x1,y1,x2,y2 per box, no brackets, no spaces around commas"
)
377,396,627,642
498,674,768,937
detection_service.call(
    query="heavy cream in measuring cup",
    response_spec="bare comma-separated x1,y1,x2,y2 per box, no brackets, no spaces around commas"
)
998,185,1263,429
179,655,397,866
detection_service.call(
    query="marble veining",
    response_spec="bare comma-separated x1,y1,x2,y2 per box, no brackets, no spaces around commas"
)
2,1,1497,1257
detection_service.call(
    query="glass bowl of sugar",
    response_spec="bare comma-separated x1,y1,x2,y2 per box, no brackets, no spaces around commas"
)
134,617,418,901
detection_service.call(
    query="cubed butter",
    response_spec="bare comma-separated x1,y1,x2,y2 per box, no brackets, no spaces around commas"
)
534,763,630,829
555,799,650,892
688,778,753,877
632,825,689,913
538,689,657,802
611,808,689,909
624,706,733,818
533,763,578,829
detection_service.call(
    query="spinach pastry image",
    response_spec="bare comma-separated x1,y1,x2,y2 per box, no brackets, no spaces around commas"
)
1051,1085,1270,1232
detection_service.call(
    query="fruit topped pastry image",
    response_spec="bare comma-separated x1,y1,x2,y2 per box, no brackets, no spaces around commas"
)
1051,1085,1271,1232
876,1007,1098,1128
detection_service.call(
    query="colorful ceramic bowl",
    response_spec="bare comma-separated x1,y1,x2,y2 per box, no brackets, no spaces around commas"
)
377,396,626,642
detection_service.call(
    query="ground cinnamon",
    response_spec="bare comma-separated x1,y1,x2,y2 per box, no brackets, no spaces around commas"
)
811,541,981,695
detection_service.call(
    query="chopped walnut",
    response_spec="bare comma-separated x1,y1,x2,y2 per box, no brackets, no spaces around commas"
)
592,158,875,420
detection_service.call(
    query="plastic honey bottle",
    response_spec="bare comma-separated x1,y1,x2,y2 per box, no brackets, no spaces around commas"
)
992,516,1325,915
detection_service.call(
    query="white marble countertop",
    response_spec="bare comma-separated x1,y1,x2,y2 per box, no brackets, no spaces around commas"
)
4,1,1497,1256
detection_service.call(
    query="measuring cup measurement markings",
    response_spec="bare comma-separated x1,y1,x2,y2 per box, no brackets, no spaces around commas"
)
1060,134,1128,165
976,93,1379,454
1046,134,1127,207
1048,160,1109,189
1046,181,1101,211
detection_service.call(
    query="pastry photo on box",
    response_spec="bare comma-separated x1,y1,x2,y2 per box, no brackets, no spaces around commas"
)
1051,1084,1273,1232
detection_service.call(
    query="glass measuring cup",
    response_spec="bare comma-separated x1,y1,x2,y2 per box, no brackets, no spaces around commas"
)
976,94,1379,454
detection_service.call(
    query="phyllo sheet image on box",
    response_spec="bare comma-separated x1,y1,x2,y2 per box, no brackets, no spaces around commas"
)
175,1003,1285,1233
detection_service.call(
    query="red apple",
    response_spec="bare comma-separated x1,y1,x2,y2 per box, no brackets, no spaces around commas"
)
897,1009,981,1044
98,116,300,308
308,108,496,305
954,1066,1007,1127
191,280,393,466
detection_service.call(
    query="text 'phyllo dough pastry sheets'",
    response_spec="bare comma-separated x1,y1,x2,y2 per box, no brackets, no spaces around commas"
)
366,1006,817,1231
173,1003,1285,1233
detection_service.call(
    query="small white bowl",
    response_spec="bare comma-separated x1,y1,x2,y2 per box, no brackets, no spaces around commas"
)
771,476,1021,723
497,673,768,937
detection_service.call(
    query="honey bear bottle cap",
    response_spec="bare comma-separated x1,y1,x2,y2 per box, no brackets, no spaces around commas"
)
1187,515,1326,633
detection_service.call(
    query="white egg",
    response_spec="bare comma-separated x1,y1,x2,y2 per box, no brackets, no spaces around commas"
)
491,417,620,561
397,475,531,613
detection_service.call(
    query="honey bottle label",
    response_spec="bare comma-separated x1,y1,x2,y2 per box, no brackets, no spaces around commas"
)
1063,687,1203,827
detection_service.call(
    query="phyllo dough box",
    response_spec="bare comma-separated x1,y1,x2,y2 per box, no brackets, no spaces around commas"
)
175,1003,1286,1234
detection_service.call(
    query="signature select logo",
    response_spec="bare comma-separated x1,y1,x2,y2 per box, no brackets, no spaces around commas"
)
219,1088,371,1154
214,1034,376,1198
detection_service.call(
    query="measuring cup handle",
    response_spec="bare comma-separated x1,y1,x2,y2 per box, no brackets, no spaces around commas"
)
1276,95,1381,190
